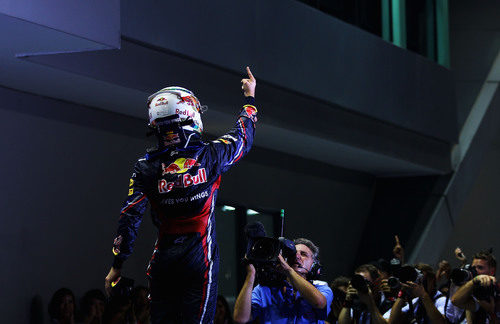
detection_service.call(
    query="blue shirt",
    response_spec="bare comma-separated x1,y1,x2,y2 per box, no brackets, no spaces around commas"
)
251,280,334,324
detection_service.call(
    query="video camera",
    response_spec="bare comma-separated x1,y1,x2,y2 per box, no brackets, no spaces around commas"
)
244,221,297,287
247,236,297,287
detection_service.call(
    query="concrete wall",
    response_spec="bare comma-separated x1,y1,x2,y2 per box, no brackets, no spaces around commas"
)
439,138,500,268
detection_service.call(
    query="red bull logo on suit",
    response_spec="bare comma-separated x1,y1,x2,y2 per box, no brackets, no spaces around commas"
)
162,158,201,175
158,168,207,193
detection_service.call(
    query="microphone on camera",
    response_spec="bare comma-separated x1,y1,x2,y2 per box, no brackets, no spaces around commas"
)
244,221,266,255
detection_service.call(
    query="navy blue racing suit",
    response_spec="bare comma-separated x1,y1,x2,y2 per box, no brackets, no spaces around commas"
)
111,97,257,323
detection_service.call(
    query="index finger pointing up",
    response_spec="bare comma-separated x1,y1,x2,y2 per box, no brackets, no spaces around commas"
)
246,66,255,80
395,235,400,245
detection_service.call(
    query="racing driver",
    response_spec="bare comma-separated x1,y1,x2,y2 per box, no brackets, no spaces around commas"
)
105,67,257,323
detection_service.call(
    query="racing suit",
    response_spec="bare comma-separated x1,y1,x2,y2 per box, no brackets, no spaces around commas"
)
111,97,257,323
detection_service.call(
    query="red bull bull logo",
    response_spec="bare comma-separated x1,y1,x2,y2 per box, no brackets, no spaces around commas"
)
177,95,197,108
155,97,168,106
158,168,207,193
243,104,258,122
162,158,200,175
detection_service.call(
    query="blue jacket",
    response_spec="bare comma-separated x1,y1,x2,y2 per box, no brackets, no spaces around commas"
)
251,280,334,324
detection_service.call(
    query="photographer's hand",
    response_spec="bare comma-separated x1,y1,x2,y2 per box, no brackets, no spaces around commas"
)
403,281,427,299
345,284,357,303
104,267,121,297
436,260,451,282
455,247,467,265
393,235,404,263
339,285,357,324
473,275,496,287
277,254,327,309
277,254,294,273
234,263,256,324
380,279,393,294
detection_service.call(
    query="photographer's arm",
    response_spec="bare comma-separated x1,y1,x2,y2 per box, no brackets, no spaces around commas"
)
358,289,388,324
234,264,256,324
420,294,446,324
451,275,496,311
388,297,406,324
405,281,446,324
338,285,356,324
278,255,327,309
451,280,474,310
338,307,353,324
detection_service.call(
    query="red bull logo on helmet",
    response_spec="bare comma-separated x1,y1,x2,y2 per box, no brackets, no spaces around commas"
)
155,97,168,106
162,158,201,175
175,108,196,119
158,168,207,193
177,95,198,108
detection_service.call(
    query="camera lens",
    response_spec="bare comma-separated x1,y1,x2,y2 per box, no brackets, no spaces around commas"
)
398,266,419,283
387,276,401,290
351,274,369,294
450,268,472,286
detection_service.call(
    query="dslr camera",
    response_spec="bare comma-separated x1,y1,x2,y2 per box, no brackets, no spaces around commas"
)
451,264,499,300
246,236,297,287
386,265,424,291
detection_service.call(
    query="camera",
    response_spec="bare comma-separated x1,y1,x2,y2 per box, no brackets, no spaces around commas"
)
247,236,297,287
348,274,372,312
387,265,424,291
351,274,370,294
473,280,500,301
450,264,477,286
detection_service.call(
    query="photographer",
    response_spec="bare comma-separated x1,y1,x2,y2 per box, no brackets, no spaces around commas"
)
338,264,389,324
451,250,499,322
384,263,449,324
233,238,333,323
326,276,350,324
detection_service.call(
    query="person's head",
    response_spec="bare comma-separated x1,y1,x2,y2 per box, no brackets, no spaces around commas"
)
147,86,205,146
331,276,351,293
292,238,319,277
80,289,106,320
370,258,391,280
472,250,496,276
215,295,232,324
414,263,436,295
330,276,350,303
48,288,75,322
354,264,380,284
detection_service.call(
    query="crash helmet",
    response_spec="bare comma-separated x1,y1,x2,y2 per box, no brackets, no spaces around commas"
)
147,86,205,134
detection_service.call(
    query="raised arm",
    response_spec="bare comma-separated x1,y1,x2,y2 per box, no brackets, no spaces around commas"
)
234,264,256,323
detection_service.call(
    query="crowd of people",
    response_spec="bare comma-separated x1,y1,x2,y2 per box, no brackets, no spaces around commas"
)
41,236,497,323
42,287,232,324
232,235,498,324
321,239,499,324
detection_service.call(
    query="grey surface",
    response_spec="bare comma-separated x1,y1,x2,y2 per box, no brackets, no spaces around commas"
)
0,0,119,48
0,0,457,176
